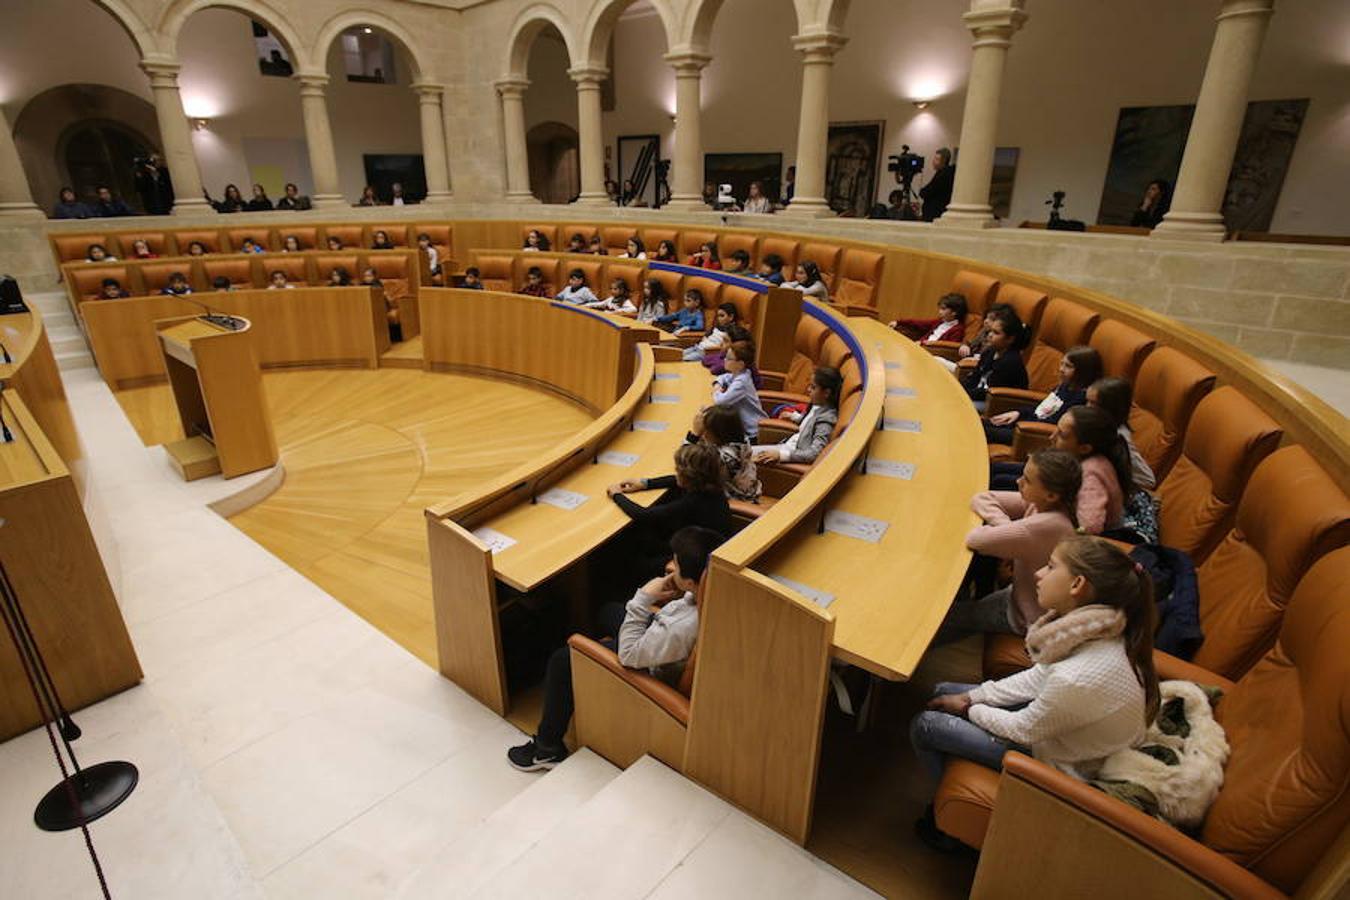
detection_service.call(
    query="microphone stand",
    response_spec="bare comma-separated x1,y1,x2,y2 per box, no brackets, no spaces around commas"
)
0,536,137,899
173,293,243,331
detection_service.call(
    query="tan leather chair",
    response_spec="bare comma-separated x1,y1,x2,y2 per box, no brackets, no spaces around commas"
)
368,254,413,303
521,223,559,250
677,275,725,343
53,234,112,264
1186,445,1350,681
761,331,852,407
417,225,454,267
567,259,606,296
1155,386,1283,566
1129,346,1216,483
641,227,681,259
757,388,862,498
994,283,1048,340
601,226,637,255
679,230,717,260
950,270,1001,318
314,254,360,284
648,268,685,308
140,261,196,294
276,227,318,251
268,256,310,286
69,265,133,304
944,547,1350,900
225,227,274,252
202,258,258,290
1090,319,1156,382
758,236,800,275
321,225,364,251
603,260,646,299
1019,298,1100,393
764,314,830,393
560,224,599,249
172,229,225,254
718,233,759,269
113,231,170,259
722,284,759,330
529,257,564,296
800,241,843,291
473,254,516,292
833,248,885,315
369,225,411,247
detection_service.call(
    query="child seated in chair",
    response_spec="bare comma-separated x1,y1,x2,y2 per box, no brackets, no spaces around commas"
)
461,266,484,290
160,271,192,296
588,235,607,256
239,237,265,254
211,276,232,292
983,345,1101,445
752,366,842,466
507,526,725,771
99,277,130,300
653,289,705,335
585,277,636,314
566,233,587,254
755,252,785,286
635,278,668,323
519,266,550,298
891,293,968,345
267,270,294,290
416,233,441,278
681,301,736,362
555,268,599,305
724,249,752,276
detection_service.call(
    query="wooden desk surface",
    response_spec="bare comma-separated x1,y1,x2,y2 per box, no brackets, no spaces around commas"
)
750,318,987,680
158,315,234,350
0,392,59,486
476,358,711,591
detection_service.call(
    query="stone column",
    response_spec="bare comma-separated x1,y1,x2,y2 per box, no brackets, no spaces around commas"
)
663,50,711,210
936,1,1027,228
782,32,847,218
0,105,43,218
140,59,212,215
412,82,453,203
569,65,610,205
1153,0,1276,240
495,77,535,202
295,73,345,209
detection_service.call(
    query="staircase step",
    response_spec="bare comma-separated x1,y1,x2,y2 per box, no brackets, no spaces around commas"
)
54,349,95,370
51,333,88,356
394,748,620,899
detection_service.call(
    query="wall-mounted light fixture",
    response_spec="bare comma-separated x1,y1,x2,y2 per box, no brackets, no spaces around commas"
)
362,26,373,34
912,100,931,111
193,118,210,131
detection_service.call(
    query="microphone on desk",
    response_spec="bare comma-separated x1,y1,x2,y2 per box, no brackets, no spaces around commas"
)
175,294,243,331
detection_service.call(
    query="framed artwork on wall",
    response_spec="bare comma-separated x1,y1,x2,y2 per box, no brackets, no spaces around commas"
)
617,135,662,208
1096,99,1308,232
825,121,884,218
704,153,783,207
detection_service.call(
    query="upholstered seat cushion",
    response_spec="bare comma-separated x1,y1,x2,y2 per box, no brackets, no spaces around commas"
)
935,760,1002,849
1129,347,1215,482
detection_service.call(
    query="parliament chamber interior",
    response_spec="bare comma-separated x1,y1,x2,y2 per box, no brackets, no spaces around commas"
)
0,0,1347,898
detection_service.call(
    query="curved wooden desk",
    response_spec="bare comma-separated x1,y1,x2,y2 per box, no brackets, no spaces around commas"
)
0,308,139,741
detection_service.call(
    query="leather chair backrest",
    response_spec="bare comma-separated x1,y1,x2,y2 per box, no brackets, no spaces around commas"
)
114,232,170,258
141,261,194,293
54,234,110,263
1022,298,1100,392
369,225,411,247
994,283,1048,339
368,254,412,300
960,313,983,344
418,224,454,257
1128,346,1216,482
1156,386,1282,565
173,229,224,254
641,227,680,256
801,242,843,290
679,230,717,260
1193,446,1350,680
839,359,862,402
722,285,758,328
315,254,361,282
603,260,645,298
525,257,563,295
269,256,310,285
683,275,724,314
758,236,800,274
474,254,516,292
563,223,600,244
277,227,318,251
601,226,637,255
833,390,862,438
949,270,1000,317
677,643,698,697
322,225,364,250
203,258,257,289
648,268,685,307
835,249,884,309
718,233,758,268
1203,547,1350,895
521,224,559,251
71,265,132,302
226,228,274,252
1089,319,1156,382
567,259,606,294
819,332,853,371
795,314,830,359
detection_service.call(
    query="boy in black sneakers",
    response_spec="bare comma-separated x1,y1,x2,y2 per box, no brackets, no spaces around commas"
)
506,526,724,772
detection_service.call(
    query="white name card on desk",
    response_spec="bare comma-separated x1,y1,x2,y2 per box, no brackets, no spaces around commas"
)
884,361,902,371
883,417,922,433
650,394,681,404
769,574,835,609
597,450,639,467
633,420,669,432
472,527,517,554
865,459,916,480
654,372,680,381
536,487,588,510
886,386,916,398
823,509,890,544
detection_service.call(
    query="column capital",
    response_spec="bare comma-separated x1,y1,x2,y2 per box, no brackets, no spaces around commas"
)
790,31,848,62
962,2,1028,46
139,58,182,85
295,71,330,95
567,65,610,86
663,49,712,75
1216,0,1275,24
411,82,445,99
494,77,530,99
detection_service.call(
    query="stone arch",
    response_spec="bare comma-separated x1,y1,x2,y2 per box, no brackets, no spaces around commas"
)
504,4,579,78
579,0,678,66
86,0,157,57
157,0,312,71
819,0,851,33
311,10,433,84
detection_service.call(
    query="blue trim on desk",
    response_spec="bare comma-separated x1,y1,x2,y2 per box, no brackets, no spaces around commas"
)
551,300,624,329
648,261,768,292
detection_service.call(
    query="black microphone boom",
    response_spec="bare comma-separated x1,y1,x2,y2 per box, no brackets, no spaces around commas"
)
175,294,244,331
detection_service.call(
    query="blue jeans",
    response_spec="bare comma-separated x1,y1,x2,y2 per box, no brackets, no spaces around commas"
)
909,682,1028,784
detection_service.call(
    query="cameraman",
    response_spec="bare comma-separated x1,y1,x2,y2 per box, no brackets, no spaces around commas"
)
919,147,954,222
134,153,175,216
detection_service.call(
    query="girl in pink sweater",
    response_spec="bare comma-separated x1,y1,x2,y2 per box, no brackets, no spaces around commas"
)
1051,405,1132,534
936,449,1082,641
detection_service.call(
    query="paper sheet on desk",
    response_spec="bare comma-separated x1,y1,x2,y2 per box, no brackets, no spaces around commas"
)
886,386,916,398
769,574,835,609
536,487,588,510
823,509,889,543
633,420,669,432
650,394,680,404
654,372,680,381
864,459,916,480
597,450,639,467
472,527,517,554
882,417,921,433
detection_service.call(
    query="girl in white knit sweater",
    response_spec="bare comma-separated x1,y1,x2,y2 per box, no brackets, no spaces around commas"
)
911,535,1160,850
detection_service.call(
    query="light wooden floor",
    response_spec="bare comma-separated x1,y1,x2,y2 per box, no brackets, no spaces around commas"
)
114,367,592,666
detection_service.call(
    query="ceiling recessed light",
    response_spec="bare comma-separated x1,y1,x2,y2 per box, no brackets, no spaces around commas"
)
362,27,373,35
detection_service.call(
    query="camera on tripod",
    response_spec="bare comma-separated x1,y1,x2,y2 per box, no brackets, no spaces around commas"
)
1045,190,1086,232
887,145,925,185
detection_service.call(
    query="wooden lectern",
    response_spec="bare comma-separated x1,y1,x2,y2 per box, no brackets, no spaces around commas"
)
156,315,278,480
